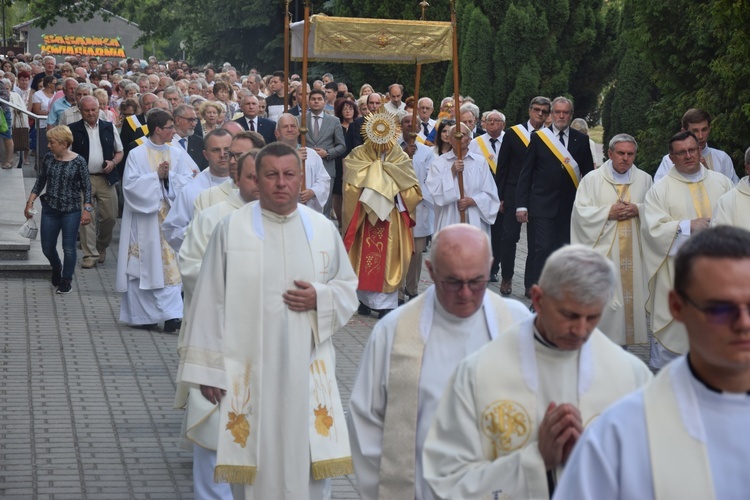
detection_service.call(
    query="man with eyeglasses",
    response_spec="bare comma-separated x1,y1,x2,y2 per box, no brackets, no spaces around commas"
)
516,96,595,289
193,130,266,215
642,130,733,369
116,108,195,333
162,128,234,253
170,103,207,171
654,108,739,184
469,109,506,282
556,226,750,500
348,224,532,500
495,96,551,298
423,245,652,500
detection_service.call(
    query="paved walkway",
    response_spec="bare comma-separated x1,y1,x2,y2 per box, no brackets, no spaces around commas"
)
1,174,648,498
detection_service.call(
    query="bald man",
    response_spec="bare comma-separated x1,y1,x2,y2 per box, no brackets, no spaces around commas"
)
348,224,531,499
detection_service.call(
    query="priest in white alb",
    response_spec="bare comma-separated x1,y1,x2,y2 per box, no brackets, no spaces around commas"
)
347,224,531,500
175,150,259,500
193,131,265,215
653,108,739,184
422,245,652,500
178,143,358,499
426,122,500,239
275,113,331,213
115,108,194,332
711,146,750,231
571,133,652,346
162,128,234,252
555,226,750,500
641,131,733,369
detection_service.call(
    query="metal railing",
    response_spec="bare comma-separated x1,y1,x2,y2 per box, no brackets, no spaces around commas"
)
0,96,43,169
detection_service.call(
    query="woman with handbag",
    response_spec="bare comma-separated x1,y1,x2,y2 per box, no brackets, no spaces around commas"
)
5,77,28,168
24,126,92,294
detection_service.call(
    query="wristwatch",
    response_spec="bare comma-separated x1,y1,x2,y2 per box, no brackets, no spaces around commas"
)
84,206,93,213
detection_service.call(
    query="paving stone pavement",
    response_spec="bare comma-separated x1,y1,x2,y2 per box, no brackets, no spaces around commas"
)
1,178,650,498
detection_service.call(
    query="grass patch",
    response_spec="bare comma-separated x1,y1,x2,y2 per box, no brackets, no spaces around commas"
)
589,125,604,144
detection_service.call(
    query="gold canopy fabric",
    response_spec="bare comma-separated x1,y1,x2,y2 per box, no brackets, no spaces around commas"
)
290,15,452,64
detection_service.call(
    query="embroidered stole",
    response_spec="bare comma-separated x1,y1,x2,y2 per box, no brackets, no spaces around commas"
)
615,184,636,344
644,357,715,499
214,203,352,484
378,288,510,499
538,128,580,188
688,182,712,218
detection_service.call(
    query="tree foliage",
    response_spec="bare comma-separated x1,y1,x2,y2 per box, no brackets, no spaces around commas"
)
611,0,750,174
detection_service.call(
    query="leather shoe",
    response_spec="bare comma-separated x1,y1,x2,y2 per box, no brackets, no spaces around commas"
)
131,323,157,330
98,253,106,264
81,259,97,269
377,309,393,319
164,318,182,333
489,273,499,283
524,287,532,299
358,302,371,316
500,279,512,296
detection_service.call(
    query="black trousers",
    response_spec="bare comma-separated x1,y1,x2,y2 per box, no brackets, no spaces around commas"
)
530,211,571,286
499,186,535,289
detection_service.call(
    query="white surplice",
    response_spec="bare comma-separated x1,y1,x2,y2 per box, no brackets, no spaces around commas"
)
711,176,750,231
554,356,750,500
654,146,739,184
347,287,531,500
426,150,500,238
301,146,331,213
162,168,231,252
571,161,652,345
116,138,194,325
194,178,236,215
422,317,652,500
641,167,733,365
399,139,436,238
178,203,358,500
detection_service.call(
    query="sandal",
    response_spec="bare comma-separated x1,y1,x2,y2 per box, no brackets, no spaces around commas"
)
1,163,12,169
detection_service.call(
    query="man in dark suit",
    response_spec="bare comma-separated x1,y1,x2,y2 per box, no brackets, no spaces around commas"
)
234,94,276,146
172,104,208,170
495,96,551,297
306,89,346,215
70,96,124,268
516,96,594,286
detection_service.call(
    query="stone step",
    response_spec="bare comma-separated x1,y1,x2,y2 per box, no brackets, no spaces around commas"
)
0,167,51,277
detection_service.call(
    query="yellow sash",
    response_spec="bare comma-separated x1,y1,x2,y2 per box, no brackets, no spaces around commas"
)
415,135,426,145
510,124,530,147
537,128,580,189
688,182,712,218
475,137,497,174
126,115,148,136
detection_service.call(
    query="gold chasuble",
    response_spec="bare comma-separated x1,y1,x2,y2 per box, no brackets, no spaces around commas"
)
343,112,421,294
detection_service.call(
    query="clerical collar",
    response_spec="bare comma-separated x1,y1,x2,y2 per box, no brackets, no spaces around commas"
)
608,161,631,184
675,167,704,183
146,138,170,150
687,354,750,395
433,295,484,326
533,322,560,349
701,145,711,156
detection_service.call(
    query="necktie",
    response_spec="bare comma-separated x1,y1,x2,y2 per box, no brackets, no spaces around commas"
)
313,115,320,139
179,138,187,150
490,138,498,153
558,130,565,147
249,119,255,132
422,122,429,136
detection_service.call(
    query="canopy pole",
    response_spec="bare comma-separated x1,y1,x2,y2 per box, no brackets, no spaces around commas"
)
450,0,465,222
409,1,429,147
283,0,291,113
299,0,311,190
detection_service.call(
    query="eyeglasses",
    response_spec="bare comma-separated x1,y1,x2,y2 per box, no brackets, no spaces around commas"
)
529,106,550,115
485,119,504,123
177,116,198,123
679,292,750,324
672,147,700,158
441,279,489,292
227,151,245,160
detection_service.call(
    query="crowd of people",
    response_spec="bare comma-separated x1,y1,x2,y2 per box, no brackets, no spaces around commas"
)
12,51,750,499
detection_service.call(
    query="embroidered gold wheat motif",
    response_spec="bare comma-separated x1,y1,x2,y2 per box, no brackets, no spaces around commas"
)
226,363,253,447
314,404,334,437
